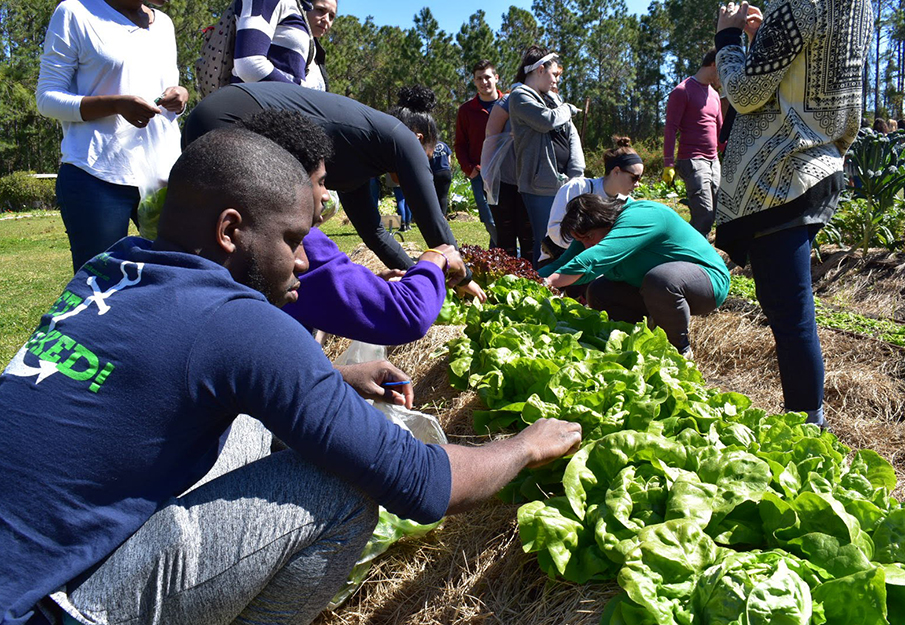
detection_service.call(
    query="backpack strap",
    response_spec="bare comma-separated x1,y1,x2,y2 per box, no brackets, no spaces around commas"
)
297,0,316,68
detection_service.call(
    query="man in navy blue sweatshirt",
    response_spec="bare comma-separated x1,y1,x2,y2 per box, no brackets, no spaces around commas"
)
0,128,581,625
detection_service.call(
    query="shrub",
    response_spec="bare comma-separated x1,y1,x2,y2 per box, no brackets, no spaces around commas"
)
0,171,57,212
583,137,664,183
815,194,905,254
843,127,905,255
449,168,474,214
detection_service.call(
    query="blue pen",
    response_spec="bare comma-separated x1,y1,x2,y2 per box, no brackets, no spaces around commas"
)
382,380,411,387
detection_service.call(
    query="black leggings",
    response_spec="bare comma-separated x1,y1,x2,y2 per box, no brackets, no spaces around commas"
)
433,168,452,217
490,182,533,259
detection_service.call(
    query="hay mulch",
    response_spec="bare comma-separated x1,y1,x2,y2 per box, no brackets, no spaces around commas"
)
314,244,905,624
317,322,620,625
811,249,905,321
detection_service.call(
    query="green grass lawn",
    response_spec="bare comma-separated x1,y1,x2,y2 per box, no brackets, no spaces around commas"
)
0,212,74,364
0,211,492,365
0,195,688,366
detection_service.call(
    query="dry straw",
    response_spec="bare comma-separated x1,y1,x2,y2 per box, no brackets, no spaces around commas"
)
313,245,905,623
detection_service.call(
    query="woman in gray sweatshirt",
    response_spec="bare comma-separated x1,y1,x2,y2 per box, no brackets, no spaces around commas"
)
509,45,584,266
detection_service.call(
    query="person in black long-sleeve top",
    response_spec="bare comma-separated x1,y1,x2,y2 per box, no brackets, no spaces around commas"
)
183,82,485,299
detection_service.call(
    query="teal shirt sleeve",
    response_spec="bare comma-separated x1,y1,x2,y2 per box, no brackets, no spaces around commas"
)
537,239,584,278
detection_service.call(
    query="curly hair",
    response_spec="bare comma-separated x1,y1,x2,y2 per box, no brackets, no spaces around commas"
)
237,109,334,174
388,85,439,148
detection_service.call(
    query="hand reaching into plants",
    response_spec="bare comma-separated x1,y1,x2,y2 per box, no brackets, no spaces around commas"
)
442,418,582,514
335,360,414,409
456,280,488,303
520,418,583,468
544,272,581,289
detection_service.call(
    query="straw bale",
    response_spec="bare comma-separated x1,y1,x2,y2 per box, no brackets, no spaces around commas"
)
813,250,905,321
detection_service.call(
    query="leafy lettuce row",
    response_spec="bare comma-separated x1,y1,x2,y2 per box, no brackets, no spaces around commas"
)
443,276,904,624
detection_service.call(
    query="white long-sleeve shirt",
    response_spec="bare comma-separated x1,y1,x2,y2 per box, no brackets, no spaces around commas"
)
36,0,182,190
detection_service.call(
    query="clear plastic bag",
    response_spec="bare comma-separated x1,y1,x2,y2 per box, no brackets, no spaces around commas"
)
328,341,447,608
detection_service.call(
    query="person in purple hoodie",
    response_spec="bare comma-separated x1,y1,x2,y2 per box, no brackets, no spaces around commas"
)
235,109,462,345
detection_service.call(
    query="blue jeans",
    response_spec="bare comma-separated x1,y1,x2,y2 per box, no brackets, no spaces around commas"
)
56,163,140,273
470,173,497,248
393,187,411,227
747,225,824,417
521,192,556,267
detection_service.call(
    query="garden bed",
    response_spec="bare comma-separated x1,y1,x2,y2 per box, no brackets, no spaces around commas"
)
314,244,905,625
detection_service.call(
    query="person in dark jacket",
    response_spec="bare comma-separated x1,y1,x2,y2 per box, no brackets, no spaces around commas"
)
0,128,579,625
183,82,485,300
237,109,460,345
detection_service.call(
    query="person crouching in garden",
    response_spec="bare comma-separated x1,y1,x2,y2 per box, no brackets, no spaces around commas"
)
539,194,730,358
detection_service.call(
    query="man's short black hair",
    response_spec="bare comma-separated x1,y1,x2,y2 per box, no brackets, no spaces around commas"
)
472,59,496,75
701,48,718,67
161,128,310,230
237,109,334,175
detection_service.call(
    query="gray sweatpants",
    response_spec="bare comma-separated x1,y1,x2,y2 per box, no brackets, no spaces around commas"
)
676,157,720,235
585,261,717,355
52,416,378,625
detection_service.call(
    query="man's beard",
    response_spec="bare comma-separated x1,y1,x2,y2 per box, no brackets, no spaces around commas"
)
245,255,283,305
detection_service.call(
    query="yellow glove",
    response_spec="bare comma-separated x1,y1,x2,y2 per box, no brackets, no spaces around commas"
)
662,166,676,185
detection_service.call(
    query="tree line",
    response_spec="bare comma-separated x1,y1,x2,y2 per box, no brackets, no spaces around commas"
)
2,0,901,176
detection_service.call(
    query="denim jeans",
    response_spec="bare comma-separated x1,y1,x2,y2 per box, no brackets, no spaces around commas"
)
520,192,556,267
55,163,141,273
470,173,497,248
747,224,824,417
393,187,411,227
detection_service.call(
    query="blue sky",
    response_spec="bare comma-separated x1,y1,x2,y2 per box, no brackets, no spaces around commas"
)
337,0,652,33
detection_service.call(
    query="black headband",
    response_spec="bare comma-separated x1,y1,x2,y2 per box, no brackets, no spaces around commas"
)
604,152,643,174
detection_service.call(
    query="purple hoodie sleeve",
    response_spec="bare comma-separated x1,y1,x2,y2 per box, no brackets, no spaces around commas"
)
283,228,446,344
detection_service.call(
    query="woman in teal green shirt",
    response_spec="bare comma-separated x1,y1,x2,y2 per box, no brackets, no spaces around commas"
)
540,194,730,356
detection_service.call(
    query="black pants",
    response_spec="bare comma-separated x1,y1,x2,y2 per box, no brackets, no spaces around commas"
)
586,262,717,354
489,182,533,259
434,168,452,217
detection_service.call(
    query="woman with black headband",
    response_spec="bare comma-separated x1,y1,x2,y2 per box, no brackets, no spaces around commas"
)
539,193,730,358
540,136,643,264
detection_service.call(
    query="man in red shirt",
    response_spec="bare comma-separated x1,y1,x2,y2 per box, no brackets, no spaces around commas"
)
455,59,503,248
662,49,723,235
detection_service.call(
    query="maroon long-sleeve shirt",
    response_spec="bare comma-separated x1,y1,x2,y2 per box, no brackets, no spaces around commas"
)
663,76,723,168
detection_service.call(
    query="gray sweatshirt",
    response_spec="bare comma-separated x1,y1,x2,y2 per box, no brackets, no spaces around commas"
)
509,84,585,196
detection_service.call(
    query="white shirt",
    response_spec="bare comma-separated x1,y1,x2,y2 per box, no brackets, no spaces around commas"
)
36,0,182,190
547,177,617,249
